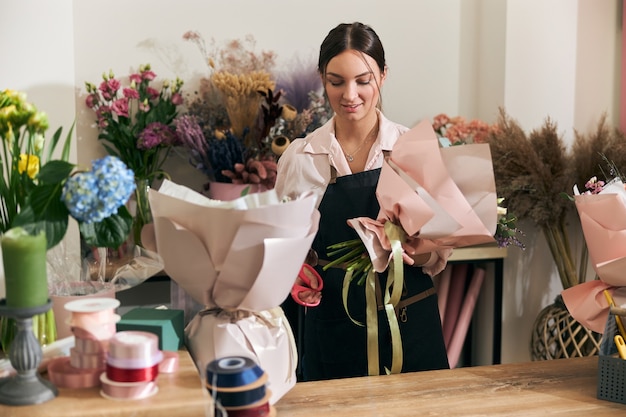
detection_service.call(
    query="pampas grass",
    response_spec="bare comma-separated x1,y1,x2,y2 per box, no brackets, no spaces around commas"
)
571,113,626,189
487,108,578,289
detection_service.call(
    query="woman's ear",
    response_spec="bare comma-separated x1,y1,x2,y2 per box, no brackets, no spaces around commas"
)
380,65,388,86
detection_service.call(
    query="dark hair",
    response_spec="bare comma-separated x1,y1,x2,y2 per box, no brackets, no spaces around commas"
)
318,22,386,76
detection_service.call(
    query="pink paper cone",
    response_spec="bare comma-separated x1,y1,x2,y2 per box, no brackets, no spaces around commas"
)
447,267,485,368
443,263,469,348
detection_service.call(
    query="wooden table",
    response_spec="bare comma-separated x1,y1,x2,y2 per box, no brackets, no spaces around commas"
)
275,356,626,416
0,349,212,417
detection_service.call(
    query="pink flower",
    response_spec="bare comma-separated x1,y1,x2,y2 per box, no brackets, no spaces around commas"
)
129,73,142,84
85,93,99,109
123,88,139,100
98,79,121,100
182,30,201,41
139,101,151,112
147,87,159,100
111,98,129,118
141,70,156,81
171,92,183,105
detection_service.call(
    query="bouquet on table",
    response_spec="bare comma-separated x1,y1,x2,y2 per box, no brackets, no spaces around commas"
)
176,31,331,198
146,179,319,404
325,119,498,375
562,158,626,333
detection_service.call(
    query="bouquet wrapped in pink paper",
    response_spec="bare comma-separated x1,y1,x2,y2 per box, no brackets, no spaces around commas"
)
562,178,626,333
347,119,498,276
147,180,319,404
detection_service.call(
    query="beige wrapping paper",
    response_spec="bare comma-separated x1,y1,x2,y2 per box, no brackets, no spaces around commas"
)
148,180,319,404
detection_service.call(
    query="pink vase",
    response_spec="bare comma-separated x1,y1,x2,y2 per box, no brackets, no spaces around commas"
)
206,182,267,201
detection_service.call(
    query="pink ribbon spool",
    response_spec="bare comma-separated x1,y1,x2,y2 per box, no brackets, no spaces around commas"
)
65,298,120,340
70,347,106,370
99,373,159,401
47,357,103,389
106,331,163,383
74,336,107,354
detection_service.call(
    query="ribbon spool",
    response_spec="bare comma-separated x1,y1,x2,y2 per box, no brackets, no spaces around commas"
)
206,356,272,416
100,331,163,400
65,297,120,341
99,373,158,401
106,331,163,383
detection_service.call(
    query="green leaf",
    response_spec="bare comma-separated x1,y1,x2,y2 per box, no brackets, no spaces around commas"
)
12,204,69,249
37,160,75,184
79,205,133,248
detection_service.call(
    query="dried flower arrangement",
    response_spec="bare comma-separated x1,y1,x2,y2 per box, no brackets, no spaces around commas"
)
486,109,577,289
485,109,626,289
176,31,331,191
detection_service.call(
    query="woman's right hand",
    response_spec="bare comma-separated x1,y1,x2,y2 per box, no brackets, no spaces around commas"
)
291,264,323,307
294,270,322,305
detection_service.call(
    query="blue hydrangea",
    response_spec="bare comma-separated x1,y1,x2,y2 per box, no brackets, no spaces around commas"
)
62,155,136,223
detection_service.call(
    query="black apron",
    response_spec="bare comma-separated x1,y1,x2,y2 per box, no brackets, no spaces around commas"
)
302,167,449,381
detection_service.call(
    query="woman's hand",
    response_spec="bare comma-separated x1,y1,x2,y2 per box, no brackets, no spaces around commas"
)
295,273,322,305
291,264,323,307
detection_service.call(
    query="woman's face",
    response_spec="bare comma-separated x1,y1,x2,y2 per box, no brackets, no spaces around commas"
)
322,50,386,123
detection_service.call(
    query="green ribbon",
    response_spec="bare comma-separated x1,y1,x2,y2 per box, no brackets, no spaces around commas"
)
341,221,406,376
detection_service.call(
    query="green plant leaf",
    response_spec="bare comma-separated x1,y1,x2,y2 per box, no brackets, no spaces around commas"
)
37,160,75,184
79,205,133,248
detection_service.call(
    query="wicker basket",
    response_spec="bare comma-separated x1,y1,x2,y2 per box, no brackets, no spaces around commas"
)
530,295,601,360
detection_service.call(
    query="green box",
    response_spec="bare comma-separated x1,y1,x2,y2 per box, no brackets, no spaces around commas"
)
116,308,184,351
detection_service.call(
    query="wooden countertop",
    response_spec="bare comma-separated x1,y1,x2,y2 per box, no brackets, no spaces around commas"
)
0,349,212,417
275,356,626,416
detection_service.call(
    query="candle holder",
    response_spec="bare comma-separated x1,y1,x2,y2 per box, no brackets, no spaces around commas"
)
0,299,58,405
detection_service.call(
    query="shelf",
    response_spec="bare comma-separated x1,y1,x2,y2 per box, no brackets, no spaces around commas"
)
448,244,507,262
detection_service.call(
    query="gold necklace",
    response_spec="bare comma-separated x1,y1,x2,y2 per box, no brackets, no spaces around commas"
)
338,124,379,163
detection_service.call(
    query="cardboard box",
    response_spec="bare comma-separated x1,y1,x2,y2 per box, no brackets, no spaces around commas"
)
117,308,184,351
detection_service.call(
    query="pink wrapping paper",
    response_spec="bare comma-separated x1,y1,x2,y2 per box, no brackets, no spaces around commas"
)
442,263,469,348
349,119,497,273
147,180,319,404
446,267,485,368
562,179,626,333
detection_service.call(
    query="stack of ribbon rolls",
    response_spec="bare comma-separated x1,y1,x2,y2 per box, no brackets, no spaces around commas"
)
47,298,120,388
206,356,275,417
100,331,163,400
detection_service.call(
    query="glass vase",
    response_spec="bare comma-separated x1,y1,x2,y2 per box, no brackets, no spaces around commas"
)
132,178,153,248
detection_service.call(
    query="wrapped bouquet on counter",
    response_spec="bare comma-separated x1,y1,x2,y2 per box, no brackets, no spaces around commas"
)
147,180,319,404
562,178,626,333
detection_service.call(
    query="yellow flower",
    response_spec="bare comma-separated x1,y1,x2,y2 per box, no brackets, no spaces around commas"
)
18,154,40,178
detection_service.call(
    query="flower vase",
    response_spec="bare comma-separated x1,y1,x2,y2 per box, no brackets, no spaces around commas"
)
132,178,153,248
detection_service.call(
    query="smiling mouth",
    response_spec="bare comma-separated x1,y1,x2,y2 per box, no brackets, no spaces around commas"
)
343,103,361,109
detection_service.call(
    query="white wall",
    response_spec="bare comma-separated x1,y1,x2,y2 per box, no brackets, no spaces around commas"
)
0,0,622,364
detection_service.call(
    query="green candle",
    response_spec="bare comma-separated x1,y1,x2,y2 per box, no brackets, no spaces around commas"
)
1,227,48,308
